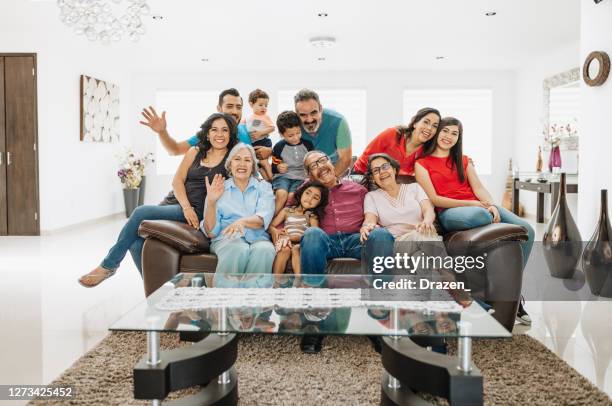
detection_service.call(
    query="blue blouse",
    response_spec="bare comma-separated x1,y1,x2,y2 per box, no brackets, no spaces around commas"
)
202,177,274,243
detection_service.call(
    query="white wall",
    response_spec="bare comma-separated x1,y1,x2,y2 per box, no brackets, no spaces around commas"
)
514,41,580,218
131,70,517,208
0,3,132,232
578,0,612,237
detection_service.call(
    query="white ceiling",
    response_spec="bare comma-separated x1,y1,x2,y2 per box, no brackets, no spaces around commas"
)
6,0,581,72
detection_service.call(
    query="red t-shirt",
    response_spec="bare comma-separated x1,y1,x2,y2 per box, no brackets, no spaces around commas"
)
353,128,423,175
417,155,478,202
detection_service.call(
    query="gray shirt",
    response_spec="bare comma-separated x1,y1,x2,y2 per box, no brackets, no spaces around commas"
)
271,139,314,180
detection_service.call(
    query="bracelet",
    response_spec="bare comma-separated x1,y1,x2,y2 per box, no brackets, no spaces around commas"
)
182,206,195,212
362,223,376,228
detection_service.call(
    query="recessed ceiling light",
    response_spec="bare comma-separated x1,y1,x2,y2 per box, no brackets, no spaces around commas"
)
152,15,164,20
485,11,497,16
309,36,336,48
201,58,209,62
317,57,326,61
435,56,445,60
317,12,328,17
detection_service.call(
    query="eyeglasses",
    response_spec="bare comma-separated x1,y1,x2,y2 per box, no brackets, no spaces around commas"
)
307,156,330,172
371,162,391,176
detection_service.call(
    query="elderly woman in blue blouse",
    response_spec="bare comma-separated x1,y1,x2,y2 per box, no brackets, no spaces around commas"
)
202,143,276,287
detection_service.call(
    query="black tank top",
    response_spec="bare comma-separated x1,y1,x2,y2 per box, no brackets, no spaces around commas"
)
161,149,227,217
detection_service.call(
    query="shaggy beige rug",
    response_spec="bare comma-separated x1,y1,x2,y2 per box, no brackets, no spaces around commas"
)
29,333,611,405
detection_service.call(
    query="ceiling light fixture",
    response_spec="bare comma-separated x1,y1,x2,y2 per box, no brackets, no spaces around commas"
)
151,14,164,20
57,0,151,44
485,11,497,16
201,58,209,62
317,12,328,17
435,56,445,60
309,36,336,48
317,57,326,61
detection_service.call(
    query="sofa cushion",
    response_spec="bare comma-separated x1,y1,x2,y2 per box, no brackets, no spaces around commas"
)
139,220,210,254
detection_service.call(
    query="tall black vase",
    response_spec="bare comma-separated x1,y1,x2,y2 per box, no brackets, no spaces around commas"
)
542,173,582,278
582,189,612,297
123,188,140,218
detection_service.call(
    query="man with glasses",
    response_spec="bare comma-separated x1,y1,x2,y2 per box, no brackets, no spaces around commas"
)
294,89,353,177
297,150,394,353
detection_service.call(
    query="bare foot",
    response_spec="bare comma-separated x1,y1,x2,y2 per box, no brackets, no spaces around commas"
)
78,266,115,288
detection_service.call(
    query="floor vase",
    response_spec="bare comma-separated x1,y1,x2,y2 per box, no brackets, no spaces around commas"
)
542,173,582,278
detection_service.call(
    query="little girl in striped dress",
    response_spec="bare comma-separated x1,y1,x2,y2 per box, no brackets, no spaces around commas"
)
269,181,329,286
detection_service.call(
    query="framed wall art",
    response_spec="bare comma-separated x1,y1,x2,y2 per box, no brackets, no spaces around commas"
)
80,75,120,142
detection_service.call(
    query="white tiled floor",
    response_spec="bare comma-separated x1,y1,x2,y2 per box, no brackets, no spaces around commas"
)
0,216,610,405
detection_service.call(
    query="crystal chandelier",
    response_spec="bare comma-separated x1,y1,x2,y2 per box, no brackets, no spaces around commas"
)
57,0,151,44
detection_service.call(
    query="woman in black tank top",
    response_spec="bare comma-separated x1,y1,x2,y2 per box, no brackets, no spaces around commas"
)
79,113,238,287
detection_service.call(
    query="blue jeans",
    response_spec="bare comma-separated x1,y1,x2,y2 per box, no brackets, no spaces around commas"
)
438,206,535,268
101,204,188,274
300,227,395,285
211,237,275,288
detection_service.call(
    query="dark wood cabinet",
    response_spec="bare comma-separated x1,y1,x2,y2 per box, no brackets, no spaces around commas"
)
0,54,40,236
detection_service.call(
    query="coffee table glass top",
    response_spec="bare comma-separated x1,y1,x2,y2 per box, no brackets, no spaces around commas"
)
110,273,510,338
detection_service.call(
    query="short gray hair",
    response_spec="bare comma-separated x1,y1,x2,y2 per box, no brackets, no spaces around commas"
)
303,150,328,172
294,88,320,106
225,143,259,178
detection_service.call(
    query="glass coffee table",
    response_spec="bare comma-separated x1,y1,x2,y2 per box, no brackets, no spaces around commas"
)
110,273,511,406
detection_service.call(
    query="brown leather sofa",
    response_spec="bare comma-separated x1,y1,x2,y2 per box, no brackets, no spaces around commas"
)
138,178,529,332
138,221,526,331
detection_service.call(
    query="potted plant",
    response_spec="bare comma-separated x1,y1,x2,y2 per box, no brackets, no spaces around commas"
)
117,149,154,217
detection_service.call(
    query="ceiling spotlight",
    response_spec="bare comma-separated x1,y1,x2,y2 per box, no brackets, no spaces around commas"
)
152,15,164,20
317,57,326,61
435,56,445,60
317,12,328,17
485,11,497,16
309,36,336,48
201,58,209,62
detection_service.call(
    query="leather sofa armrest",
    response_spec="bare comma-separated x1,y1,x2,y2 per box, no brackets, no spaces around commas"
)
444,223,528,255
138,220,210,254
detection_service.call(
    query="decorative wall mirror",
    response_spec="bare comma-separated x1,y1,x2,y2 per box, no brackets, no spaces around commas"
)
583,51,610,87
542,67,580,174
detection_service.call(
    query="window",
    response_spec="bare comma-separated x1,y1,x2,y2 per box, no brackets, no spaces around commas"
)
277,89,367,157
154,90,220,175
549,82,579,125
403,89,493,174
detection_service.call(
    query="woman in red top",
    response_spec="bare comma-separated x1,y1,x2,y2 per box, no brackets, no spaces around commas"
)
353,107,441,175
415,117,534,324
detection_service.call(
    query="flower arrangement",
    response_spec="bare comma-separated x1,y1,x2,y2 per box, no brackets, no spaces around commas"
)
542,120,579,151
117,149,155,189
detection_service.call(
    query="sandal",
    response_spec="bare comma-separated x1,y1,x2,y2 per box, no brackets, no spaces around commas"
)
78,268,116,288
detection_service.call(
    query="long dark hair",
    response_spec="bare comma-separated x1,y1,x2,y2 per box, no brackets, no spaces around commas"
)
396,107,441,155
195,113,238,159
361,153,400,191
292,180,329,220
422,116,465,182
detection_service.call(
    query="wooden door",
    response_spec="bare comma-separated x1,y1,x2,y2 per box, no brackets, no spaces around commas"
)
4,56,39,235
0,57,6,235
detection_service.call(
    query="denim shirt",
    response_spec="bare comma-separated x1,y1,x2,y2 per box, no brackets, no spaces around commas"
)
202,177,274,243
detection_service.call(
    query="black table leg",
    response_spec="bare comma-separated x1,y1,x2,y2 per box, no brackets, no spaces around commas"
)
380,336,483,406
537,192,544,223
133,332,238,405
